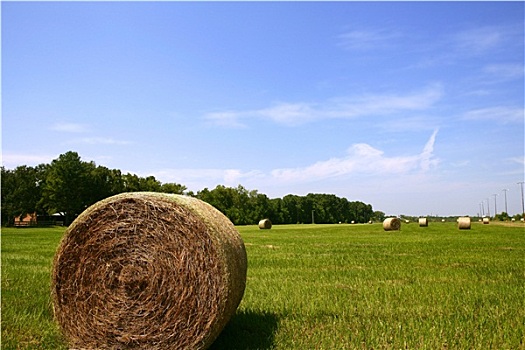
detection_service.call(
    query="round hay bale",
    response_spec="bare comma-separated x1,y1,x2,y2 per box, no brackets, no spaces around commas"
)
418,217,429,227
458,216,471,230
51,192,247,350
258,218,272,229
383,217,401,231
483,217,490,224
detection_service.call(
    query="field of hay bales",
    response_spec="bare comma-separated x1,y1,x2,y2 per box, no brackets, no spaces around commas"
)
2,222,524,349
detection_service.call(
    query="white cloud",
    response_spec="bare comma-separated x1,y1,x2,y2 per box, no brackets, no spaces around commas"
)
69,137,131,145
149,130,440,194
462,107,524,124
271,129,439,182
204,84,443,128
483,63,524,80
50,122,90,133
508,156,525,166
204,111,248,129
337,28,402,51
256,102,316,126
453,26,504,55
415,24,522,68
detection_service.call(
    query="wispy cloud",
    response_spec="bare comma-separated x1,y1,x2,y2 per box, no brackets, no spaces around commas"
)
271,129,439,182
452,26,506,55
483,63,524,80
462,107,524,124
50,122,90,133
204,111,248,129
337,28,402,51
415,24,522,68
204,84,443,128
69,137,131,145
149,130,440,192
507,156,524,166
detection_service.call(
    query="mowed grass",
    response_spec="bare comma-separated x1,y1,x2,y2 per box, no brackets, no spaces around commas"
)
2,222,525,349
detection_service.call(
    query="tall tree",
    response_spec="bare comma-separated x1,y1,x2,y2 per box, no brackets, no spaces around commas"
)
42,151,93,225
1,165,46,225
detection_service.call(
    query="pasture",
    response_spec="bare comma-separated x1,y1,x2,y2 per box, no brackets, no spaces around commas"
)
2,222,524,349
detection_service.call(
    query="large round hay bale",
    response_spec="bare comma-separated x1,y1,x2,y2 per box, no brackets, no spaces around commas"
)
258,218,272,229
458,216,471,230
383,217,401,231
482,217,490,224
51,192,247,350
418,217,429,227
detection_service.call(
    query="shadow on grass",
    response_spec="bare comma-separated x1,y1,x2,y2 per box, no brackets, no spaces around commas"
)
210,309,279,350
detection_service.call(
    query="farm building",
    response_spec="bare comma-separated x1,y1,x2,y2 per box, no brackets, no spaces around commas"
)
14,213,37,227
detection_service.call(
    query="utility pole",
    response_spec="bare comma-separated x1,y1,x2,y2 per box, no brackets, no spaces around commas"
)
502,189,509,215
519,182,525,216
312,210,315,224
481,201,485,216
492,194,498,216
486,198,491,217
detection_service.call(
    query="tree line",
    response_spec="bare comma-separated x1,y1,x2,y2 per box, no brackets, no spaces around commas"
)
1,151,380,226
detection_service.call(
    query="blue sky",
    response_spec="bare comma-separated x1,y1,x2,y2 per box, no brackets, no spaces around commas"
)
2,1,524,216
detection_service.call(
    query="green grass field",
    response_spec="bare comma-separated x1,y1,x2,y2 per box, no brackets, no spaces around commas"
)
2,222,524,349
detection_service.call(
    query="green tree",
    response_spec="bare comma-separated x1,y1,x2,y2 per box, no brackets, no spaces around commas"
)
372,211,386,222
1,165,47,225
1,167,16,225
87,166,125,204
42,151,93,225
160,182,187,194
122,173,162,192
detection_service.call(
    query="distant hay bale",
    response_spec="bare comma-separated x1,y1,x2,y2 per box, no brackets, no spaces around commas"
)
258,218,272,229
51,192,247,350
383,217,401,231
458,216,471,230
419,217,429,227
483,217,490,224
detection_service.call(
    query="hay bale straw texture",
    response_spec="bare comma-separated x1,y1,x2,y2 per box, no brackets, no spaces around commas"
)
383,217,401,231
418,217,429,227
258,218,272,229
458,217,471,230
51,192,247,350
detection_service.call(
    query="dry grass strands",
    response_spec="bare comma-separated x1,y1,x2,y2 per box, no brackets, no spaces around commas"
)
419,217,429,227
258,218,272,230
458,216,471,230
383,217,401,231
51,192,247,350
